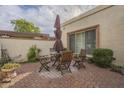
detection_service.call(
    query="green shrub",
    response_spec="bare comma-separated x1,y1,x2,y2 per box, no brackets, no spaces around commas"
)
27,45,41,62
92,48,114,68
111,64,121,72
120,66,124,75
111,64,124,75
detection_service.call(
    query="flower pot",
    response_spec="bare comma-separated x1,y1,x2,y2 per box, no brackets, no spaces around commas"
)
11,70,17,78
1,68,17,83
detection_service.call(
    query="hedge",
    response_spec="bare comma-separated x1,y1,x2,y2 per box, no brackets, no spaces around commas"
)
92,48,114,68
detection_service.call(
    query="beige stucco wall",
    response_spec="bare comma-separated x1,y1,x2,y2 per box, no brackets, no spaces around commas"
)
62,5,124,66
0,38,54,62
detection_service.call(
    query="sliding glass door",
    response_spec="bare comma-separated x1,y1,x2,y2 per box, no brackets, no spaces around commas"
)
69,29,96,55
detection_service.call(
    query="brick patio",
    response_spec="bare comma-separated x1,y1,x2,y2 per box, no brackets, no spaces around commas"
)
1,62,124,88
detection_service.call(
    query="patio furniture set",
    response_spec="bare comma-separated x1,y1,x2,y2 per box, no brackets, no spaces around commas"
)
37,49,86,75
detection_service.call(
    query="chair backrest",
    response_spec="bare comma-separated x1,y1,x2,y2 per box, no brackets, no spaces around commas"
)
50,48,55,52
79,49,86,57
60,51,73,64
50,48,57,54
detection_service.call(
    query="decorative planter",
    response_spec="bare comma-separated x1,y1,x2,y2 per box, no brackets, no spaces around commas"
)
1,68,17,83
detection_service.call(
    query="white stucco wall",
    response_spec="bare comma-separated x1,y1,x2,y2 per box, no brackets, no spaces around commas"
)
62,5,124,66
0,38,54,62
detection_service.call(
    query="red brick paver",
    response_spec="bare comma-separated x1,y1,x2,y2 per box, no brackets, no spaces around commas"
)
8,62,124,88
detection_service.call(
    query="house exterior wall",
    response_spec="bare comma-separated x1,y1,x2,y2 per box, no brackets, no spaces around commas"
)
0,38,54,62
61,5,124,66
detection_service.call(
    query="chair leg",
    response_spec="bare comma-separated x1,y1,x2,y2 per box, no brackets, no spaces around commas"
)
43,65,50,71
39,66,43,72
52,61,56,66
52,56,60,66
50,56,54,62
68,67,72,73
46,65,50,71
77,61,86,69
73,62,77,67
82,62,86,68
60,66,64,75
77,61,80,69
56,64,60,71
52,59,57,66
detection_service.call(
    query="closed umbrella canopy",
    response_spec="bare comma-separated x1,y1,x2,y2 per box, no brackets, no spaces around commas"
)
53,15,63,52
54,15,61,30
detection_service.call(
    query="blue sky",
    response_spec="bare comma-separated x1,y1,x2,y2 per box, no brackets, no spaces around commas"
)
0,5,96,36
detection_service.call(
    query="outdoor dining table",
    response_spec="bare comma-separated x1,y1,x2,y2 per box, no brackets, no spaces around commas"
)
39,52,61,66
52,52,61,66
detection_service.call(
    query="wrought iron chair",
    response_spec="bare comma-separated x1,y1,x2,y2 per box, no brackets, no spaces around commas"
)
57,51,73,75
73,49,86,69
38,55,51,72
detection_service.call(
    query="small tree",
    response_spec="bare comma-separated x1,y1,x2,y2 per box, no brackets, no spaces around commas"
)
11,19,40,33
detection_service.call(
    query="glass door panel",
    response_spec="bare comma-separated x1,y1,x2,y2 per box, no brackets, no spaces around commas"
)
85,29,96,54
75,33,82,53
82,32,85,50
69,34,75,52
75,32,85,53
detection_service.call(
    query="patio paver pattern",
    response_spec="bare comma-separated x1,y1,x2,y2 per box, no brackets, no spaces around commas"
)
1,62,124,88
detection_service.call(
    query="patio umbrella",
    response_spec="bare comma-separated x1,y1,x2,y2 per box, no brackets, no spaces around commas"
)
53,15,63,53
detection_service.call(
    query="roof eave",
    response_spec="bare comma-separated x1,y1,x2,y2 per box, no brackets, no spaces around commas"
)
61,5,114,27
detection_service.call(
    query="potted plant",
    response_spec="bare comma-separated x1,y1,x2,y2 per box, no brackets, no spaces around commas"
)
0,63,20,83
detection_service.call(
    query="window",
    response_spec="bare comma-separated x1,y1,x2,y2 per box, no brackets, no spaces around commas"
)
69,34,75,52
68,27,97,55
85,29,96,54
